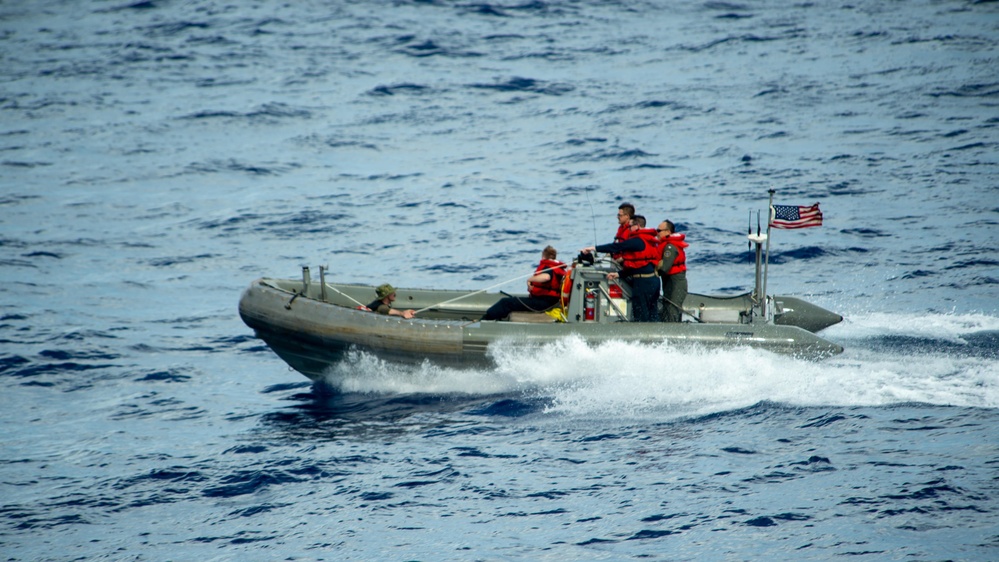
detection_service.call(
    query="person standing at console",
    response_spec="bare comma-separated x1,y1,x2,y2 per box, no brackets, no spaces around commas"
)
655,220,688,322
581,215,661,322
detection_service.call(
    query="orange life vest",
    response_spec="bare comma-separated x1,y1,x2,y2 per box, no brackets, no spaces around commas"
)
560,266,574,305
614,223,631,244
621,229,660,270
612,223,631,261
528,259,568,298
661,233,688,275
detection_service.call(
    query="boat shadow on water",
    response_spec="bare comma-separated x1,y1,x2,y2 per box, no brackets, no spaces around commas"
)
256,381,549,440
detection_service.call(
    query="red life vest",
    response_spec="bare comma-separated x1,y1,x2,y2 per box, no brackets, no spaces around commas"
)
621,229,660,270
614,223,631,244
529,259,568,298
661,233,688,275
612,223,631,261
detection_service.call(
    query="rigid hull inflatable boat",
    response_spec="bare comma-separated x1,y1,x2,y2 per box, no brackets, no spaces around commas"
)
239,248,843,383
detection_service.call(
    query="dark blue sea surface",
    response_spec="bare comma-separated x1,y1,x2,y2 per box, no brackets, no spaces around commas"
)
2,0,998,559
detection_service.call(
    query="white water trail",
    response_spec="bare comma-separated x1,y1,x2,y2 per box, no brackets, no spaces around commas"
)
318,311,999,417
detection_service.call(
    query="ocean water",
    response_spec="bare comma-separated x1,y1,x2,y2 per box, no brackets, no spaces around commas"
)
2,0,998,560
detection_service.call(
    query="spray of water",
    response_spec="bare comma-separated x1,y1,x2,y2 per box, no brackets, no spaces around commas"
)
318,313,999,416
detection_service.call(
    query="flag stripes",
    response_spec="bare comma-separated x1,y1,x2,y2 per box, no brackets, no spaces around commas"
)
770,203,823,229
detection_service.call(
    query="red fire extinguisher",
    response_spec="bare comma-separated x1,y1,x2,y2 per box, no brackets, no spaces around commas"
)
584,289,596,321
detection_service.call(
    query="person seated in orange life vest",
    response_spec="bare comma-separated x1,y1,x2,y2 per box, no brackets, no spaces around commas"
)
482,245,568,321
365,283,416,319
580,215,661,322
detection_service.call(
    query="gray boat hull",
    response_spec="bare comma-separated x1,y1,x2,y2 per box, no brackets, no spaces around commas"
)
239,278,844,383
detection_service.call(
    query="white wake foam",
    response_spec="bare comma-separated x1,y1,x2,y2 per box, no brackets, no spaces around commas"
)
318,318,999,417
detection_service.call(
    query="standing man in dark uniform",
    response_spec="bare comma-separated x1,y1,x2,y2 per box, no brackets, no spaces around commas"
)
581,215,661,322
655,220,688,322
614,203,635,244
611,202,635,265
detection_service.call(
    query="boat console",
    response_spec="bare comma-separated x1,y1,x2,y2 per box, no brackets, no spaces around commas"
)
563,256,632,323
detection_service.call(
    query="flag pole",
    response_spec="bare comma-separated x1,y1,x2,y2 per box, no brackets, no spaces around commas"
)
762,188,775,317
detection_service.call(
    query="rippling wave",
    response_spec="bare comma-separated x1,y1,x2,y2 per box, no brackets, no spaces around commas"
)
1,0,997,559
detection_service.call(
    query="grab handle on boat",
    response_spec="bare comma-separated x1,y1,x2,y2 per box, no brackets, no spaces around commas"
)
319,265,328,302
663,296,701,323
597,285,630,321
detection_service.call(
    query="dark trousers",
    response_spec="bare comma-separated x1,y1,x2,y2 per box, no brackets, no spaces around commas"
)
659,272,688,322
626,275,661,323
483,295,559,321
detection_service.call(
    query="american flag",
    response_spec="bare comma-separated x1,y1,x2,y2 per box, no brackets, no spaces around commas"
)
770,203,823,229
